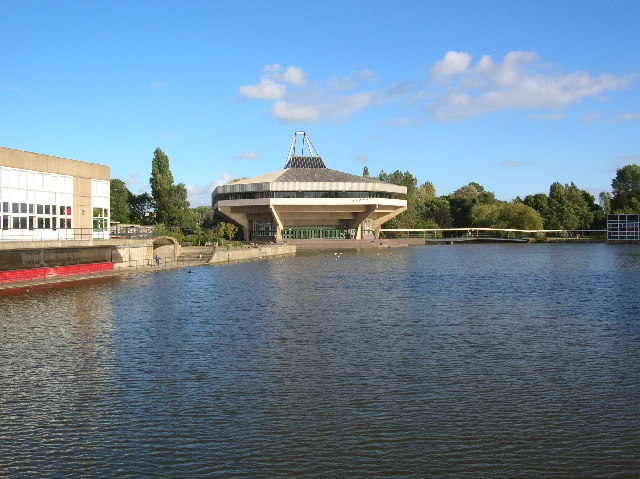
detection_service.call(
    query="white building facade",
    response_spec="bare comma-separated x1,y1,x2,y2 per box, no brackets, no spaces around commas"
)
0,146,110,241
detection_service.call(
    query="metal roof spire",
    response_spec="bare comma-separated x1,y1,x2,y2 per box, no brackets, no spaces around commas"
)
285,131,326,168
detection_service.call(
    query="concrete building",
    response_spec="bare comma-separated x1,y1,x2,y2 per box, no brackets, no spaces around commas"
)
213,132,407,241
0,146,110,241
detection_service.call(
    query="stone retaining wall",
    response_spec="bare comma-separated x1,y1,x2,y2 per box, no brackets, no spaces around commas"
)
209,245,296,264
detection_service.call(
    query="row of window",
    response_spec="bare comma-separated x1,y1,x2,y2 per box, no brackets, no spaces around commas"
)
216,191,396,201
0,167,73,193
1,215,72,230
607,214,640,240
2,202,72,216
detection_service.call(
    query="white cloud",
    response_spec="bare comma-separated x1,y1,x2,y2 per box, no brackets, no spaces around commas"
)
238,78,286,100
356,154,369,163
329,70,379,91
280,66,306,86
270,101,321,123
151,81,165,89
238,64,306,100
186,173,234,207
240,54,638,124
621,112,639,121
235,151,261,160
430,51,472,83
607,112,640,123
241,65,390,124
426,50,638,120
269,91,378,124
529,113,566,120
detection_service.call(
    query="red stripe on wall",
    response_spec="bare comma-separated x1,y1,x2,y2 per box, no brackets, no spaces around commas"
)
0,262,115,283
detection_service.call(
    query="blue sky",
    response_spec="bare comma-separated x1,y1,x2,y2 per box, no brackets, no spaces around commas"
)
1,0,639,206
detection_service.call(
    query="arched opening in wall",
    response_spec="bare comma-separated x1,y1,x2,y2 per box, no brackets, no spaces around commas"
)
152,236,181,263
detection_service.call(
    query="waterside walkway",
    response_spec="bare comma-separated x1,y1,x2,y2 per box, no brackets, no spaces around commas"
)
0,244,298,292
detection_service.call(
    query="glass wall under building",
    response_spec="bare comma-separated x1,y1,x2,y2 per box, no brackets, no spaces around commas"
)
281,226,356,240
250,219,275,239
607,214,640,241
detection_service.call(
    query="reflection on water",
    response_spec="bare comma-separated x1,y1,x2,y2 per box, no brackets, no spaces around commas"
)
1,244,639,478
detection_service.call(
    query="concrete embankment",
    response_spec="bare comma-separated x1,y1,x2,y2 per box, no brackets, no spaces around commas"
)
209,244,296,264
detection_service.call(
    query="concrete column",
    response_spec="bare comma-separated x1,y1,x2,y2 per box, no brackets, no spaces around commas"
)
270,206,284,241
217,207,250,241
372,206,407,238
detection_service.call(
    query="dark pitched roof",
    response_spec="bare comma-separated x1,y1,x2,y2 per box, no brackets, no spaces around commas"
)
277,167,385,184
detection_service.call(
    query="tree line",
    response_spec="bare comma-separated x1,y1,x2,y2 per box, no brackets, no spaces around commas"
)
110,148,234,244
111,148,640,237
365,164,640,231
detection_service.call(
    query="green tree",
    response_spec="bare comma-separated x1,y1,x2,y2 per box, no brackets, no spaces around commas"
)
417,181,436,202
129,192,154,224
599,192,611,216
377,169,421,227
166,183,196,228
217,222,238,241
362,166,370,177
150,148,175,224
545,182,594,229
193,206,214,229
471,202,543,230
611,164,640,213
523,193,549,221
110,179,131,223
583,189,605,229
447,183,496,227
423,197,452,227
149,148,195,227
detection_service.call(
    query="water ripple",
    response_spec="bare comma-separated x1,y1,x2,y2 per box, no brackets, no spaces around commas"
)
0,244,639,478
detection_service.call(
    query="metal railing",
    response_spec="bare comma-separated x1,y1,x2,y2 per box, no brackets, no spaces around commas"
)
0,228,110,242
380,228,607,241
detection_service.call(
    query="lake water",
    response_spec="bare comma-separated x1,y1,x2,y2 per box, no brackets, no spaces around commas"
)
1,243,639,478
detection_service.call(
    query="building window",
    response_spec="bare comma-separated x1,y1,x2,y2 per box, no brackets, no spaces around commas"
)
250,219,275,238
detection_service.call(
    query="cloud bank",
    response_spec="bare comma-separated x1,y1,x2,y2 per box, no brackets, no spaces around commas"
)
238,53,637,124
426,51,637,120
